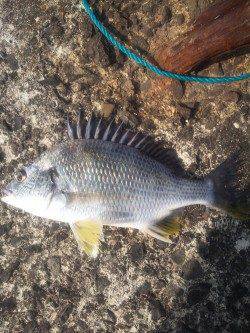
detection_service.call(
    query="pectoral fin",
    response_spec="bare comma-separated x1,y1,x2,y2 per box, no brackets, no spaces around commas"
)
70,220,103,257
145,214,182,243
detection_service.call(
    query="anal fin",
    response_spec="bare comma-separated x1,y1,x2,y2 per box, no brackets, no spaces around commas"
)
146,214,182,243
70,220,103,257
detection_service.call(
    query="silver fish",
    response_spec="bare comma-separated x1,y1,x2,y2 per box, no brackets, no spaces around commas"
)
1,112,248,257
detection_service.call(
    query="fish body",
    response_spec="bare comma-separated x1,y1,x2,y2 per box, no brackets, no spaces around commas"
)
30,139,212,227
2,114,248,256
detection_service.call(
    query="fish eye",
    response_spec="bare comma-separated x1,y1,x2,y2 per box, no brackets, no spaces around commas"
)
16,168,27,182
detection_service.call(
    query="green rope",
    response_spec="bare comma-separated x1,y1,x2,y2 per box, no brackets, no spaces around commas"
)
82,0,250,84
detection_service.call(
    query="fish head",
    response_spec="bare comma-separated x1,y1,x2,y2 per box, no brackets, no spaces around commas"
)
1,157,56,216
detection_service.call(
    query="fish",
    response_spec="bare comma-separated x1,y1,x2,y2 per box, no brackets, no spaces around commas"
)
1,112,249,257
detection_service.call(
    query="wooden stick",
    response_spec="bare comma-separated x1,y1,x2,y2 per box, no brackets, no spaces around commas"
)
155,0,250,73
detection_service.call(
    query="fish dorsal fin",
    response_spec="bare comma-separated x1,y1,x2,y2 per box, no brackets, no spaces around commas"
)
67,111,186,176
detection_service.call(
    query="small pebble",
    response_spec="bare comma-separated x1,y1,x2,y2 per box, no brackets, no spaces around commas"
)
168,81,184,100
100,102,115,117
176,14,185,25
222,91,240,103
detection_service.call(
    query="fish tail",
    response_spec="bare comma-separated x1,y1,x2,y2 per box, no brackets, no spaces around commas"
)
208,143,249,220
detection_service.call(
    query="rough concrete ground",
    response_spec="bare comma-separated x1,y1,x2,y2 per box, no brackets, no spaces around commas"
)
0,0,249,332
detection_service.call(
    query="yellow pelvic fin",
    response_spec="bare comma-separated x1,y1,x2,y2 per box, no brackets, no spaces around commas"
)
146,216,182,243
70,220,103,257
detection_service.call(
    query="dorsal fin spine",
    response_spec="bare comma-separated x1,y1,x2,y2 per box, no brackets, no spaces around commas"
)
77,112,84,139
134,135,149,149
103,119,114,141
127,132,140,146
94,118,102,139
145,143,157,154
138,141,150,152
67,115,76,139
85,116,92,139
149,145,162,156
120,129,131,144
111,122,124,142
141,140,154,152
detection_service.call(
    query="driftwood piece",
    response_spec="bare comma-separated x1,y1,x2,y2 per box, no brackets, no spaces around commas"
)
155,0,250,73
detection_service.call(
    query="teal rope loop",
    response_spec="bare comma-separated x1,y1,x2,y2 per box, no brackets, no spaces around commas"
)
82,0,250,84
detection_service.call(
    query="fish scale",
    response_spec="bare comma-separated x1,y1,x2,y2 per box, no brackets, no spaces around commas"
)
44,139,211,228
